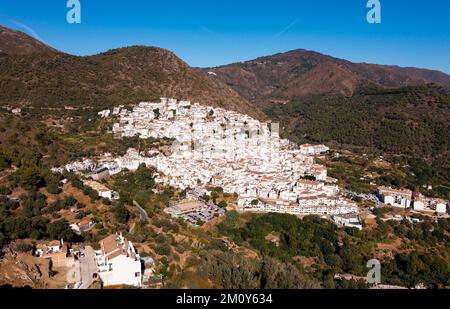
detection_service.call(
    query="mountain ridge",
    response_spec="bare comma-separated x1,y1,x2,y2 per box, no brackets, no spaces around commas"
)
0,25,57,55
0,25,266,120
204,48,450,107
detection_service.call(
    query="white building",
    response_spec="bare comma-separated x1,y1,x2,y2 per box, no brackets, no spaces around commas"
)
413,200,425,211
95,233,142,287
11,108,22,115
70,217,94,235
432,200,447,214
378,186,412,208
58,98,362,218
83,180,119,200
164,200,204,218
333,214,363,230
410,193,447,214
299,144,329,155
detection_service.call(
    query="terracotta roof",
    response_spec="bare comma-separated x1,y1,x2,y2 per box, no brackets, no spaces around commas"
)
105,248,123,261
298,179,321,185
99,234,137,261
78,217,91,227
100,234,119,256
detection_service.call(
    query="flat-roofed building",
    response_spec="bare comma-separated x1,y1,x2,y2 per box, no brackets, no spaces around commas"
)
296,179,324,190
431,199,447,213
89,167,110,181
164,200,203,217
83,180,119,201
95,233,142,287
378,186,412,208
39,239,74,268
333,214,363,230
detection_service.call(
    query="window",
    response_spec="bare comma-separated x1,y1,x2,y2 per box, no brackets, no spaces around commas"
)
135,272,141,277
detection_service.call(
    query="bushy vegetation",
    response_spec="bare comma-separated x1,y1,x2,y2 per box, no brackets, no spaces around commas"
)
114,164,176,216
15,242,33,252
382,252,449,287
113,203,131,224
0,193,77,247
0,46,259,118
217,212,449,288
42,195,77,214
114,164,156,205
316,152,449,198
201,250,319,289
266,85,450,197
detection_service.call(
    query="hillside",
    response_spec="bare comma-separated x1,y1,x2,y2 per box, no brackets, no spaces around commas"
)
0,26,265,120
206,49,450,196
205,49,450,108
0,25,56,55
266,84,450,197
0,25,448,193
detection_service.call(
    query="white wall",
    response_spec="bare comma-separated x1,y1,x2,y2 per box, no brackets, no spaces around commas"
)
435,203,447,213
413,201,425,211
99,255,142,287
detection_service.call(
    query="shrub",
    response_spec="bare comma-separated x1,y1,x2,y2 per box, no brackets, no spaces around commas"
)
0,185,12,195
155,243,171,256
114,204,130,224
15,242,33,252
218,201,227,208
46,181,61,194
0,232,5,249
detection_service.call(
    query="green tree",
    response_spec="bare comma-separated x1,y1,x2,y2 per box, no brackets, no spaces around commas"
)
218,201,227,208
211,191,219,204
12,167,45,190
0,185,12,195
155,243,171,256
251,199,259,206
46,219,74,241
0,232,5,249
153,108,160,119
114,204,130,224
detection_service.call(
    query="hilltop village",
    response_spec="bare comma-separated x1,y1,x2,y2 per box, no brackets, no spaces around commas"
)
58,98,359,219
2,98,449,289
53,97,450,229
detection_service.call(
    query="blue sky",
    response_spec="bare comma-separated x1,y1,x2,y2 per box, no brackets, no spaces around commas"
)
0,0,449,73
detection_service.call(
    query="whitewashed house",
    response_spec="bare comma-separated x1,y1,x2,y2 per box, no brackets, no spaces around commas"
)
333,214,363,230
378,187,412,208
95,233,142,287
413,199,425,211
83,180,119,201
432,200,447,213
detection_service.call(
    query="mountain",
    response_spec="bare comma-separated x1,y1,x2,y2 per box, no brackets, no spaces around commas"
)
0,26,265,120
265,84,450,196
0,25,56,55
205,49,450,107
206,49,450,196
266,84,450,158
0,25,448,195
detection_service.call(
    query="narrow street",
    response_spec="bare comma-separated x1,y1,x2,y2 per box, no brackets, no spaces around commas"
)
79,246,97,289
